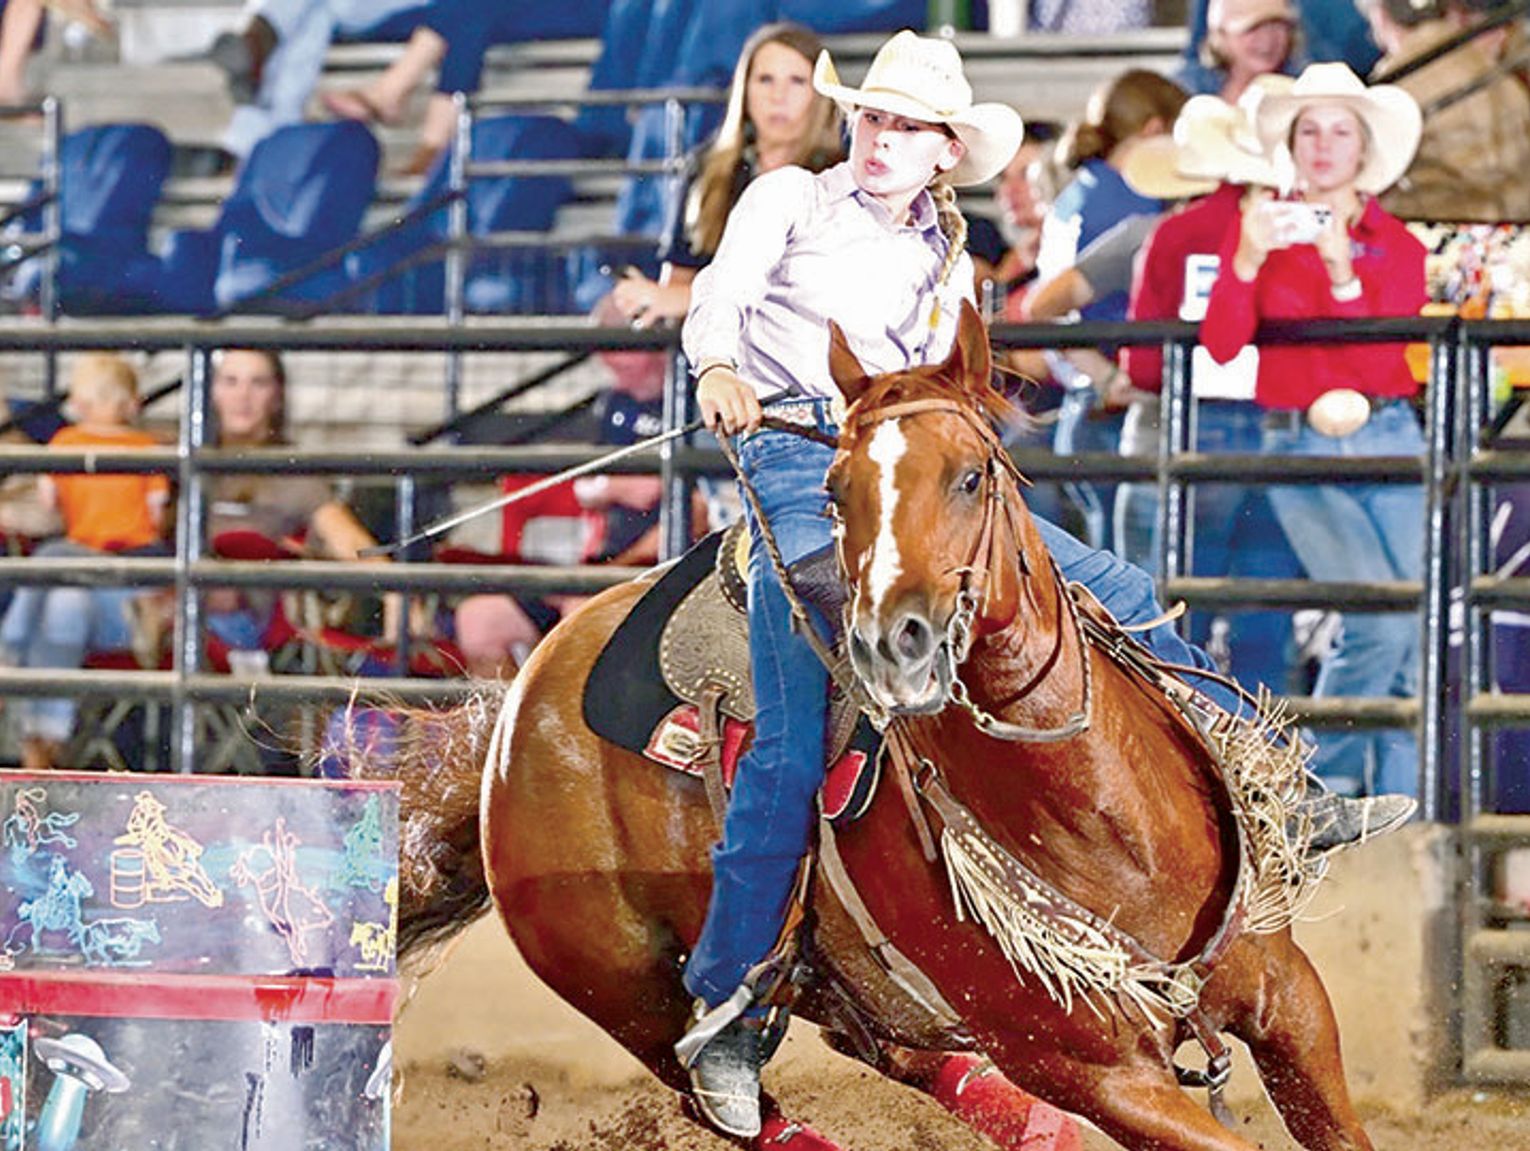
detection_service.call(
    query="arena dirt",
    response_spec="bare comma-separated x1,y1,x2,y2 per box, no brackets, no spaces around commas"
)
390,923,1530,1151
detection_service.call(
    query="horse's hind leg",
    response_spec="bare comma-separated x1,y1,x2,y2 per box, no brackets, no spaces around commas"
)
868,1044,1082,1151
1227,939,1373,1151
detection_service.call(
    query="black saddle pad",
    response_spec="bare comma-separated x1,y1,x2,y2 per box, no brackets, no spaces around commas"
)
583,530,725,755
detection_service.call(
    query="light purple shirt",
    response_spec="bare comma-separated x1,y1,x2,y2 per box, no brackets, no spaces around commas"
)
682,162,974,403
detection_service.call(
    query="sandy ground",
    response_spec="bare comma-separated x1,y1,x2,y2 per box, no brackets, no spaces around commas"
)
390,920,1530,1151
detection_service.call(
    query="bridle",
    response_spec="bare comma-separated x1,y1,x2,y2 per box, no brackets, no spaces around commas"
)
838,395,1093,743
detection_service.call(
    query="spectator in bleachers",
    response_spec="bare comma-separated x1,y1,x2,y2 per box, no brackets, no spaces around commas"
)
210,0,419,160
1185,0,1381,80
978,119,1059,301
1034,68,1188,548
320,0,603,176
0,353,168,770
0,0,106,106
1357,0,1530,224
1203,63,1426,798
205,348,403,652
1177,0,1304,103
1116,82,1307,693
608,22,843,329
448,329,698,680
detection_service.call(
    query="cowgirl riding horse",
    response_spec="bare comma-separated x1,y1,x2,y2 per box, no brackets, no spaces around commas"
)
676,30,1414,1139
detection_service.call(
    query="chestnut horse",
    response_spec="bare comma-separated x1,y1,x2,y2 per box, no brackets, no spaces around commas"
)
387,308,1371,1151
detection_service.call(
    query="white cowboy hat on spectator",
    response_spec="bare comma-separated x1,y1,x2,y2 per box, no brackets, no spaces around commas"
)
1122,75,1294,199
1208,0,1297,34
812,30,1024,187
1255,62,1422,194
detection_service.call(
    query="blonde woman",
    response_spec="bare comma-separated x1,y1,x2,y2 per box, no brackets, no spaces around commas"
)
609,22,842,327
1204,63,1427,799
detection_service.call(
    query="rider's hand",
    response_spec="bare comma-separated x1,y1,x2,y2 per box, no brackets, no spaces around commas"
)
697,367,762,437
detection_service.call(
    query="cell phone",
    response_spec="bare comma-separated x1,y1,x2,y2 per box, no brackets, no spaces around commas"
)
1260,200,1333,246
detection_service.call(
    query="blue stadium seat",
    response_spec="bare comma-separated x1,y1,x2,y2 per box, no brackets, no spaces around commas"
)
7,123,173,315
348,115,582,315
574,0,658,158
158,121,381,314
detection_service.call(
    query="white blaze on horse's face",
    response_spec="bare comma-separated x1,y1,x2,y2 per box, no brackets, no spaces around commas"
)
841,417,947,714
865,419,908,618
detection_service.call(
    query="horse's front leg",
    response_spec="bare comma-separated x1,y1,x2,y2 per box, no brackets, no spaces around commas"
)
978,1037,1270,1151
1215,935,1373,1151
872,1044,1082,1150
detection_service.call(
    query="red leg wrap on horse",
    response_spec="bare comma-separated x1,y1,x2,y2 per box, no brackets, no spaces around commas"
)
755,1112,845,1150
928,1053,1083,1151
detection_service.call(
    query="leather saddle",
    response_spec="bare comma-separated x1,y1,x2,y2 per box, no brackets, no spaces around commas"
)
584,523,880,825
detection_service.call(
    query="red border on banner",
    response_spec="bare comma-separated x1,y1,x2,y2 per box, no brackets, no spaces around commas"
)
0,771,401,794
0,972,396,1024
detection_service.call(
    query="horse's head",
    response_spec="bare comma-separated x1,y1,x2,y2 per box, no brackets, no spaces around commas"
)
825,301,1032,715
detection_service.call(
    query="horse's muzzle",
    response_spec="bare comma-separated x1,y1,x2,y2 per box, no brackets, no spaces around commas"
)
847,609,948,713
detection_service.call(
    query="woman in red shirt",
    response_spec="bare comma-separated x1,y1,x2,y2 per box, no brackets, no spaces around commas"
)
1203,62,1425,800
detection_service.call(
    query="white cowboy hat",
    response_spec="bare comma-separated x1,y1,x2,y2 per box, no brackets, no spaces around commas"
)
1122,75,1294,199
812,30,1024,187
1255,62,1422,195
1208,0,1297,34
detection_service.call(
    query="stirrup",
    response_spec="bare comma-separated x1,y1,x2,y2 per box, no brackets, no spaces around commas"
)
677,997,763,1139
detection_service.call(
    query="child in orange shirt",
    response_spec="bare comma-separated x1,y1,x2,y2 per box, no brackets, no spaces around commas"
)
1,353,169,768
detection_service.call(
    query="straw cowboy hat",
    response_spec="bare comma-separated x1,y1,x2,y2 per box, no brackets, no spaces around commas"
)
812,30,1024,186
1255,62,1422,194
1122,75,1294,199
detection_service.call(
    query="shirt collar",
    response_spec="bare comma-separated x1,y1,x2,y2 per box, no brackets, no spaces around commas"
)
825,161,942,238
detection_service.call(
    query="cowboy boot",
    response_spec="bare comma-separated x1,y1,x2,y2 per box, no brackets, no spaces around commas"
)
1301,787,1417,855
679,1005,764,1139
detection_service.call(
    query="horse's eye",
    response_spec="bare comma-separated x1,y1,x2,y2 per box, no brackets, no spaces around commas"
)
959,468,983,496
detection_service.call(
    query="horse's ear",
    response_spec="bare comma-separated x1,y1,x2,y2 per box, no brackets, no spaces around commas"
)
827,321,872,407
944,300,993,393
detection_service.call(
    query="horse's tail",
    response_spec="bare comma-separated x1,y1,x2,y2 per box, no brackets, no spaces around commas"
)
320,687,503,968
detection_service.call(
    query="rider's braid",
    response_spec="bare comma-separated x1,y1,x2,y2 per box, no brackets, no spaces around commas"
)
931,179,968,291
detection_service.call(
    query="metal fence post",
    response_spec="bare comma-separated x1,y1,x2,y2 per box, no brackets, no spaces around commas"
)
174,345,210,773
443,91,472,421
1159,336,1193,593
39,95,62,397
1419,325,1458,822
658,95,694,562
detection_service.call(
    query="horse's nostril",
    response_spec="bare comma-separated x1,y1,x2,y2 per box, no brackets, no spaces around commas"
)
895,615,932,665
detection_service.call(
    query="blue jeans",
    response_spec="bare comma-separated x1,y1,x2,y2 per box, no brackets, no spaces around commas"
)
684,402,1234,1008
224,0,422,158
0,539,140,742
1118,400,1303,693
1262,401,1425,797
1053,388,1123,552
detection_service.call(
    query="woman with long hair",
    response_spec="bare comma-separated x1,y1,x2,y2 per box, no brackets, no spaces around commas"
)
610,21,843,326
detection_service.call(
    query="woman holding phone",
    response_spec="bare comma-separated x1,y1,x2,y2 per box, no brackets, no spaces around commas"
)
1203,62,1426,800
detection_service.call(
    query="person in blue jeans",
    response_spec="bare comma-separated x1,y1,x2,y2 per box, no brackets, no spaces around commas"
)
677,31,1409,1142
1203,64,1427,797
213,0,421,159
321,0,607,173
